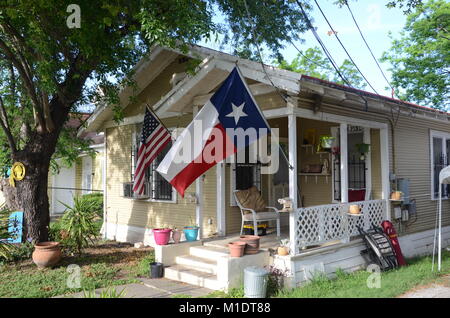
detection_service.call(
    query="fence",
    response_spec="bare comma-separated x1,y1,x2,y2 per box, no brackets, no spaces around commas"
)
294,199,387,254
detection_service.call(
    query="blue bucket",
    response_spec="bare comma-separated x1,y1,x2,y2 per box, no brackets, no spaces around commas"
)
183,226,199,241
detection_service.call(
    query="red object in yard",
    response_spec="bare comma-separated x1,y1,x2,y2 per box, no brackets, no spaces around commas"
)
381,220,407,266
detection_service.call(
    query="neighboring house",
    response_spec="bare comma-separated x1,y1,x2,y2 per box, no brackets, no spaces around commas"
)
81,45,450,290
48,114,105,215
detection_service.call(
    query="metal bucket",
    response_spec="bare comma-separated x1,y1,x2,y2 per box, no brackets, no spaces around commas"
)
244,266,269,298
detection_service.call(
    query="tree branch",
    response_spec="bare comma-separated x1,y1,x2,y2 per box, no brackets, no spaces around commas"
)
0,95,16,152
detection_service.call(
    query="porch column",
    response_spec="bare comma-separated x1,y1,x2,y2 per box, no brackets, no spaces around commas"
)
340,123,349,203
288,109,298,255
216,162,226,236
193,106,203,239
380,126,391,220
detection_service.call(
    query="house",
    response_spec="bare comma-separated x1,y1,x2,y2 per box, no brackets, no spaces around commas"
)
81,45,450,290
48,113,105,215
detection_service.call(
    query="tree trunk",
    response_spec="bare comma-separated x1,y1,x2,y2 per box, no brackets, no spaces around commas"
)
0,178,22,211
13,134,58,242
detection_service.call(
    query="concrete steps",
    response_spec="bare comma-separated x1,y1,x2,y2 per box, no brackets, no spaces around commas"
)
164,244,230,290
175,255,218,274
164,265,225,291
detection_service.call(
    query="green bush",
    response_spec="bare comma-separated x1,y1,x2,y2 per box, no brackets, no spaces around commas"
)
58,196,100,255
0,205,17,262
81,193,103,218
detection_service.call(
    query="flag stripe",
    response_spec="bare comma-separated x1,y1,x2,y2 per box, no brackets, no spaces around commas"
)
133,109,171,195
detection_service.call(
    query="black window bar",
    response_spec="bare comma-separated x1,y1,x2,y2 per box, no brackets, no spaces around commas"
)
151,141,173,200
434,152,449,199
333,155,366,202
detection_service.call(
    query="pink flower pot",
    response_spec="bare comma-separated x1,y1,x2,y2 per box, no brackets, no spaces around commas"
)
153,228,172,245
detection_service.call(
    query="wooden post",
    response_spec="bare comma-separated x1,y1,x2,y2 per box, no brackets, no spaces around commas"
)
193,106,203,239
340,123,349,203
216,162,226,236
288,104,298,255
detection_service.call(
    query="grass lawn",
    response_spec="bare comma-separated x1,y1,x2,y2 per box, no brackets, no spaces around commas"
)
276,250,450,298
0,241,154,298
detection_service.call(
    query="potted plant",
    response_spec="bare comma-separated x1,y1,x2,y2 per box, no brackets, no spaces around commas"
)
319,136,335,149
391,190,403,201
349,204,361,215
171,226,182,244
356,143,370,160
183,218,199,241
153,227,172,245
32,241,62,268
228,241,246,257
277,239,290,256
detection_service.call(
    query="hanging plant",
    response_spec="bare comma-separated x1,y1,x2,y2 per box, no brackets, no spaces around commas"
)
319,136,335,150
356,143,370,160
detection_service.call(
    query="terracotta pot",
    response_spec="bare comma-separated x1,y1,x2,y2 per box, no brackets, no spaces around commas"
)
277,246,289,256
239,235,260,255
391,191,402,201
349,205,361,215
228,241,246,257
172,229,182,244
32,242,62,269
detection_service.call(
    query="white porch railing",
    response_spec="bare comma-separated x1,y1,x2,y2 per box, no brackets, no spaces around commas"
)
293,199,387,254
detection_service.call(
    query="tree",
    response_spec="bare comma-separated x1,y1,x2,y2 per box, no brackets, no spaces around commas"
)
277,47,367,89
0,0,312,242
381,0,449,110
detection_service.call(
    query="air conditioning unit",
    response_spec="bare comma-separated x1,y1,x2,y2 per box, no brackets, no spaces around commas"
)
122,182,150,199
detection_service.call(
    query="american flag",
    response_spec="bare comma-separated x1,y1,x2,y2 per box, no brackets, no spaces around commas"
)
133,108,171,195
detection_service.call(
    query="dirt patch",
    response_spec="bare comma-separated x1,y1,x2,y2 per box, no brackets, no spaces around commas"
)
398,275,450,298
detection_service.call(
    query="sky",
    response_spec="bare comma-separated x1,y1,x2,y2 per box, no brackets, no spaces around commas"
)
199,0,408,98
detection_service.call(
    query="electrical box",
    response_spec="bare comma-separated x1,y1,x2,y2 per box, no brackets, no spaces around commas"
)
397,178,410,205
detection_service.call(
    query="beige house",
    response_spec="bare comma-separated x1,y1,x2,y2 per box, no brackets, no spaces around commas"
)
49,115,105,215
82,45,450,290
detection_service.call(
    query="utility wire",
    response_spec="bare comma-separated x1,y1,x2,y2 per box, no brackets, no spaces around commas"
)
294,1,363,93
312,0,380,95
344,1,397,97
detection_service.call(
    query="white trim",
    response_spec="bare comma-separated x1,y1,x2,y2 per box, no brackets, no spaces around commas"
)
363,127,372,200
102,134,108,239
380,127,391,220
193,105,203,239
216,162,226,236
288,110,298,255
340,123,349,203
430,129,450,200
330,126,340,203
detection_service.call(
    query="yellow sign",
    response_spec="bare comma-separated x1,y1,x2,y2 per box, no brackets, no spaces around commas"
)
9,162,25,187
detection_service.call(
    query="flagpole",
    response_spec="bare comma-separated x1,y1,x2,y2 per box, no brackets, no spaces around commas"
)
234,65,293,171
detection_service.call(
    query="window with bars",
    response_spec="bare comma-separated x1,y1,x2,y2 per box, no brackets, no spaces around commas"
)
431,134,450,199
231,145,261,205
129,127,175,201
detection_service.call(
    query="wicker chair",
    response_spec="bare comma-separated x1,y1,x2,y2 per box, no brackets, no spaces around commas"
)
233,187,280,237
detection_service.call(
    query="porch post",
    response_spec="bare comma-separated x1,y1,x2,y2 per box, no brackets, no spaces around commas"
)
216,162,226,236
380,126,391,220
340,123,349,203
288,104,298,255
193,106,203,239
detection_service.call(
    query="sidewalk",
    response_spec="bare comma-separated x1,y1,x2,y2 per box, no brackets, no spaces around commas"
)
399,275,450,298
56,278,214,298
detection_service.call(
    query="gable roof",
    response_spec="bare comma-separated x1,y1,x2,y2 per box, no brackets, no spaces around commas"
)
82,44,449,133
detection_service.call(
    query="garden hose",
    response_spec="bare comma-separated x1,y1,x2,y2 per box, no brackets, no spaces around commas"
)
9,162,25,187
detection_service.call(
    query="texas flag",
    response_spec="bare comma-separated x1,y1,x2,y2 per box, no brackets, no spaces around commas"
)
156,67,270,197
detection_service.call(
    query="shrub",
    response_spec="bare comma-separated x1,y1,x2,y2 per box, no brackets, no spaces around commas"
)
0,205,17,262
81,193,103,218
58,195,100,255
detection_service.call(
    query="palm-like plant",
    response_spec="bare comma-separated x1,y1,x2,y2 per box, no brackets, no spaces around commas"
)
59,196,99,255
0,205,17,261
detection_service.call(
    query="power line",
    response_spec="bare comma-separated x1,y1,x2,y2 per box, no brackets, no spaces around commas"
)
293,1,358,91
312,0,380,95
345,1,396,97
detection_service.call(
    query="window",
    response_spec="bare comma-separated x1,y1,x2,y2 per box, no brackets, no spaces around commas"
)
230,145,261,206
128,126,176,202
431,131,450,199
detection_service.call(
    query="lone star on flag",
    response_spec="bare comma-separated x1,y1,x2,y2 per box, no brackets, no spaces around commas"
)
226,102,247,125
